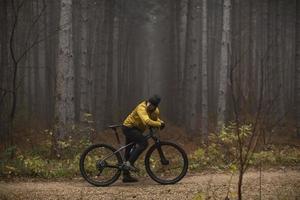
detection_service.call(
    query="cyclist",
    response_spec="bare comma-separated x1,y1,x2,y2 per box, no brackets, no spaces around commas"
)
122,94,165,182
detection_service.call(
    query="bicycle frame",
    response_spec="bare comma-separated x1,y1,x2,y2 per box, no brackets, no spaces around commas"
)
101,128,166,167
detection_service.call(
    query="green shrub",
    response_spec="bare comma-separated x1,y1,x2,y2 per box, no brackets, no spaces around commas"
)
251,145,300,167
189,123,300,172
0,136,91,178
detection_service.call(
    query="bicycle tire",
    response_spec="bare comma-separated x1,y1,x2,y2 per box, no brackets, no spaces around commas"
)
144,141,188,184
79,144,122,186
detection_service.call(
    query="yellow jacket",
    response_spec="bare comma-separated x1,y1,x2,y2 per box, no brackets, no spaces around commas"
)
123,101,164,132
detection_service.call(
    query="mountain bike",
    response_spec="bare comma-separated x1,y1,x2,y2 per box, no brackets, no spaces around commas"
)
79,125,188,186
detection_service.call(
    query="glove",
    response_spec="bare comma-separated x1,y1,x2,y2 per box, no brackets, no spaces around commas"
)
160,122,165,130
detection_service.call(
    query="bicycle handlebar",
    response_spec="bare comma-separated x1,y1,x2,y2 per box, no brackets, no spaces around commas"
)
148,127,161,140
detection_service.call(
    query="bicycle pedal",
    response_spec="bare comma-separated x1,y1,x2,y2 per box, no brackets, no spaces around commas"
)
122,162,140,173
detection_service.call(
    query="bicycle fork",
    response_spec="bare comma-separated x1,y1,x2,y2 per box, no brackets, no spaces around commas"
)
155,141,169,165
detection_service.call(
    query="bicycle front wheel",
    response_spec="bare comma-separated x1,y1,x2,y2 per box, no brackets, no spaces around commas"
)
79,144,122,186
145,141,188,184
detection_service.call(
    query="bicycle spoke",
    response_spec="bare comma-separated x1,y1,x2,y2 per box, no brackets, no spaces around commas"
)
149,145,184,180
145,142,188,184
80,144,122,186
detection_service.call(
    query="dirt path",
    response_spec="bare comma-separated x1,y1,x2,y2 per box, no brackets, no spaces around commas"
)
0,170,299,200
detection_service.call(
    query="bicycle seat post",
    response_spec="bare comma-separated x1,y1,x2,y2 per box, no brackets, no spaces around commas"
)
112,127,121,145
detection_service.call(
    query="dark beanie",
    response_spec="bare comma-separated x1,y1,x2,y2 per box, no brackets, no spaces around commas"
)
148,95,161,107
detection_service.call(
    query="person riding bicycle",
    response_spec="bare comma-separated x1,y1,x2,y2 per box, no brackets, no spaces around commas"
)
122,94,165,182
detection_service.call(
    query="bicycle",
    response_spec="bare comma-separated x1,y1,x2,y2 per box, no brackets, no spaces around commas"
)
79,124,188,186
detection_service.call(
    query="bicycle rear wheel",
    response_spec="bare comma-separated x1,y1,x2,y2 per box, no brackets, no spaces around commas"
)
79,144,122,186
145,141,188,184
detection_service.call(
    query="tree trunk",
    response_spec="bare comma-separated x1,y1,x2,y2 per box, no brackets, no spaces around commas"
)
79,0,89,122
116,0,126,121
237,167,244,200
174,0,183,124
249,0,256,114
55,0,74,139
201,0,208,140
0,0,8,146
95,0,109,129
178,0,187,124
9,0,23,146
104,0,115,126
217,0,231,132
296,0,300,137
33,0,41,118
0,0,8,95
276,0,285,117
183,0,200,133
44,0,56,126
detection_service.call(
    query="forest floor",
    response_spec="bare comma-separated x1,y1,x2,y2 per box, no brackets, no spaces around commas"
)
0,169,299,200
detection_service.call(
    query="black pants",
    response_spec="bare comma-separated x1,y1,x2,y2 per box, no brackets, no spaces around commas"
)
122,125,148,165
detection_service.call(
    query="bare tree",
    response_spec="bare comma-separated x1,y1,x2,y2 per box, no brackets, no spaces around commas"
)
3,0,46,147
229,40,290,199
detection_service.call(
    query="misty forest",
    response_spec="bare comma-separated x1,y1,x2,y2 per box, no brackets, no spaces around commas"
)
0,0,300,199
